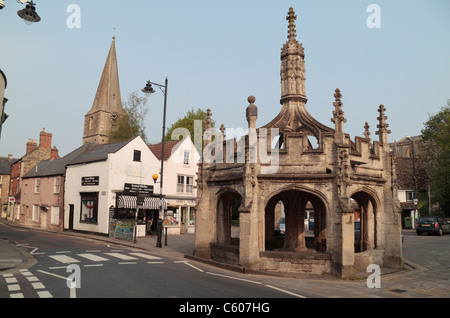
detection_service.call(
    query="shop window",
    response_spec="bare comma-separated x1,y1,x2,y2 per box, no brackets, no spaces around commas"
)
80,193,98,223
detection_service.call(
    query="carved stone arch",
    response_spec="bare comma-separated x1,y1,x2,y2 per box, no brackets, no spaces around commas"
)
349,187,380,252
215,187,243,245
264,185,328,252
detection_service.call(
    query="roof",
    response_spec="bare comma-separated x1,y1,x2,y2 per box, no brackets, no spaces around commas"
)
66,140,130,166
148,140,182,161
23,139,132,178
0,156,17,175
22,145,87,178
396,157,429,190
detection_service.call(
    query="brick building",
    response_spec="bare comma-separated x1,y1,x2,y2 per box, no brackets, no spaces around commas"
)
7,128,59,222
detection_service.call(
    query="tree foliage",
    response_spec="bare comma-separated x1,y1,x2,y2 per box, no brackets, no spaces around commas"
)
164,108,215,151
420,100,450,216
109,92,149,143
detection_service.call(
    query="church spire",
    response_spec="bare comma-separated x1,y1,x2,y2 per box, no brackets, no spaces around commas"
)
89,36,122,114
280,7,306,103
83,36,124,145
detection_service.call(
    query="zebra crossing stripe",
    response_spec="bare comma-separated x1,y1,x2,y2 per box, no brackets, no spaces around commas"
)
129,253,162,260
49,255,80,264
77,253,109,262
104,253,138,261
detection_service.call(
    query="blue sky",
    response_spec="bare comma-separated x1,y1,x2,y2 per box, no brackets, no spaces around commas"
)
0,0,449,158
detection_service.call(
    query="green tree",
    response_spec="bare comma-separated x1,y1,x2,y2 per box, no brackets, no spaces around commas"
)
420,100,450,217
165,108,215,151
109,92,149,143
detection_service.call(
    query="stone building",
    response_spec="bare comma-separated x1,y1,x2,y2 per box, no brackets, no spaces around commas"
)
194,8,403,278
83,37,126,145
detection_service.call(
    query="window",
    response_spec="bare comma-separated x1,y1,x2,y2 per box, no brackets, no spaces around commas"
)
406,191,417,201
184,151,190,165
80,193,98,223
34,178,41,194
177,175,185,192
32,205,39,222
54,177,61,194
186,176,194,193
51,206,60,225
133,150,141,162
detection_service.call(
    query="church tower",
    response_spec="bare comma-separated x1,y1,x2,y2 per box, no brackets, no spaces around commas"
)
83,36,125,145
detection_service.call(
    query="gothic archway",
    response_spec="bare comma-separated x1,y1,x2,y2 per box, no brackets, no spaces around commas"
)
351,189,379,253
216,190,242,245
264,189,327,252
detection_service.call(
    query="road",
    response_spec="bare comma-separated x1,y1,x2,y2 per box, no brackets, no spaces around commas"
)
1,223,449,302
0,223,309,299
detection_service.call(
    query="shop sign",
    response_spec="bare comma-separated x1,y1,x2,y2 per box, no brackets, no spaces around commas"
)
82,176,99,186
123,183,153,195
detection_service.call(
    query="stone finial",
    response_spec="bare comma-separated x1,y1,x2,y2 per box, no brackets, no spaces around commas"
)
375,104,391,135
246,96,258,129
220,124,226,139
287,7,297,41
376,104,391,145
364,122,371,140
205,108,212,131
331,88,347,125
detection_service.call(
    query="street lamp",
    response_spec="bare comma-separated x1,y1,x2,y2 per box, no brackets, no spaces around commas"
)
17,1,41,24
0,1,41,24
143,78,168,248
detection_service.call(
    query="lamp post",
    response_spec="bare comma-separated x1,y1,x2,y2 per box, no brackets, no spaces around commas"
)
406,136,418,222
0,69,7,141
143,78,168,248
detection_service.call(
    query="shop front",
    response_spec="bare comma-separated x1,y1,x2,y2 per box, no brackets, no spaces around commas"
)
164,198,196,235
113,193,167,238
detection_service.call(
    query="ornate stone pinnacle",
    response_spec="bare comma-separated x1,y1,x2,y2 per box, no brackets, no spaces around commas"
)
286,7,297,41
205,108,212,131
376,104,391,136
364,122,371,139
332,88,346,125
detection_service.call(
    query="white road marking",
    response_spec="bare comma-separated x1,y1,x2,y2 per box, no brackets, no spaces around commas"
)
206,272,262,285
129,252,162,260
105,253,138,261
179,261,204,273
77,253,110,262
49,255,80,264
264,284,307,298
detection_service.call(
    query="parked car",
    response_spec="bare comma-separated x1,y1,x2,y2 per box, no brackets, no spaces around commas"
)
416,216,450,236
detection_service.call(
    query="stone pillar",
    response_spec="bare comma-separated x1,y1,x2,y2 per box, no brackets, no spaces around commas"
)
239,209,260,270
332,204,355,278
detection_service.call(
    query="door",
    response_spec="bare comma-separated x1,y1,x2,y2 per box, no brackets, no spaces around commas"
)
69,204,74,230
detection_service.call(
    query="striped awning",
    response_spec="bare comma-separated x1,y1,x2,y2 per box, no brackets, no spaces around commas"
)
117,195,167,210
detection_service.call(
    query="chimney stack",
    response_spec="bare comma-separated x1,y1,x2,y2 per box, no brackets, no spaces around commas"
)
39,128,52,148
26,139,37,153
51,146,59,160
